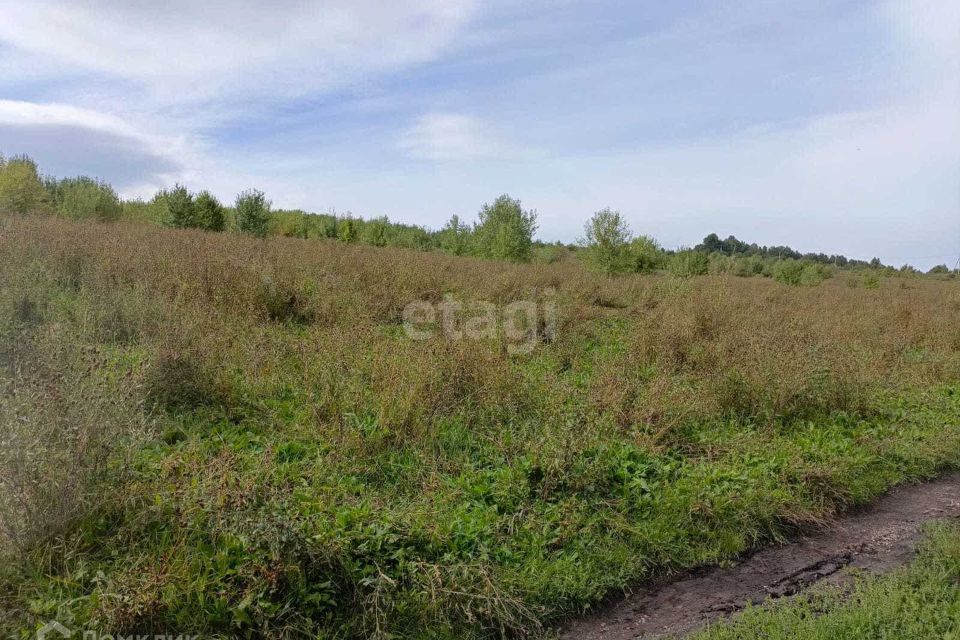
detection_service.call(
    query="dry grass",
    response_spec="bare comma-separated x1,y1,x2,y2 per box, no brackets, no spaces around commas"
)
5,216,956,431
0,215,958,638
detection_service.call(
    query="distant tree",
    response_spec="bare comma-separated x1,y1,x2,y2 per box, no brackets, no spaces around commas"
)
473,194,537,262
194,190,225,232
393,225,433,251
235,188,271,238
928,264,951,275
314,214,338,238
363,215,391,247
581,208,633,275
166,184,198,229
438,214,472,256
668,249,709,278
773,259,806,286
0,155,48,215
337,217,359,244
49,176,122,221
629,235,664,273
699,233,723,253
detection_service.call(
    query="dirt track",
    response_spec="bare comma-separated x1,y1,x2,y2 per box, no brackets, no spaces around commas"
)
561,473,960,639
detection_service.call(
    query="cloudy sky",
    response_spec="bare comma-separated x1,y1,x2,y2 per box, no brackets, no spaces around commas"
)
1,0,957,267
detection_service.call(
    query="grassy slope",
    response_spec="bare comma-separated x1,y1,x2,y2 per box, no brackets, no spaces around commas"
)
687,521,960,640
0,216,959,638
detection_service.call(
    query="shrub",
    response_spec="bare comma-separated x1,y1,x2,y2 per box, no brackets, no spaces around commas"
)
773,259,805,286
166,184,198,229
800,262,833,286
337,217,359,243
629,235,664,273
473,194,538,262
194,190,225,232
732,256,764,277
364,216,391,247
0,155,48,215
438,215,472,256
49,176,122,221
581,208,633,275
668,249,709,278
235,188,271,238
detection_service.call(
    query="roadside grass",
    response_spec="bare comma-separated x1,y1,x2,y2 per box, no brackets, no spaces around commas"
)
0,216,958,638
687,521,960,640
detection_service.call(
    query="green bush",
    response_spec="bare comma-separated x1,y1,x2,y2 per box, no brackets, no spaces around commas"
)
438,214,472,256
629,235,664,273
581,208,634,275
732,256,764,277
166,184,198,229
194,190,225,232
773,259,804,286
473,194,537,262
862,271,881,289
668,249,709,278
363,216,391,247
235,189,271,238
48,176,122,221
0,155,48,215
337,217,359,243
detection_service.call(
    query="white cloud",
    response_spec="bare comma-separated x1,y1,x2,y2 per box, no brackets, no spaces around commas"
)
0,0,478,103
0,100,152,142
397,113,507,161
0,100,190,194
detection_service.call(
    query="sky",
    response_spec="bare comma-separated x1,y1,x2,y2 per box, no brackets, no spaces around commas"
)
0,0,957,268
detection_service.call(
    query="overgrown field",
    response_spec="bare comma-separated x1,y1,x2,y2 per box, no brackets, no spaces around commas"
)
1,216,959,638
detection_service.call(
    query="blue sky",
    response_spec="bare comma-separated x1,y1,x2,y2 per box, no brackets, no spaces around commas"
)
0,0,957,267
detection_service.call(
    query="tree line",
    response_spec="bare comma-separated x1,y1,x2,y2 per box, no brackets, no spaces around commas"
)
1,152,953,278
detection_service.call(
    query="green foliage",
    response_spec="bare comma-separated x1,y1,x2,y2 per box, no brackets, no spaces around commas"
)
928,264,953,275
337,217,359,243
363,215,391,247
166,184,198,229
194,191,225,232
438,214,472,256
801,262,833,285
629,235,664,273
473,194,537,262
668,249,709,278
2,217,960,638
697,232,880,269
773,259,805,286
862,271,881,289
0,155,48,215
581,208,634,275
732,256,765,277
47,176,122,221
235,188,271,238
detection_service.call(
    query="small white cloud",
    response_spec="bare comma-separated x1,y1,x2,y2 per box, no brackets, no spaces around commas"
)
397,113,503,161
0,100,145,141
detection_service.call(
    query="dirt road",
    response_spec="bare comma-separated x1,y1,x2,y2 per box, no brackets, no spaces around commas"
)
561,473,960,639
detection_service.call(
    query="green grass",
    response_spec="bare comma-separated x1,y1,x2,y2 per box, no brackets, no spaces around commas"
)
1,217,959,639
688,521,960,640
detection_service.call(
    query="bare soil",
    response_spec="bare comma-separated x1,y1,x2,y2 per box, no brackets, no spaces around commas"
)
561,473,960,639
